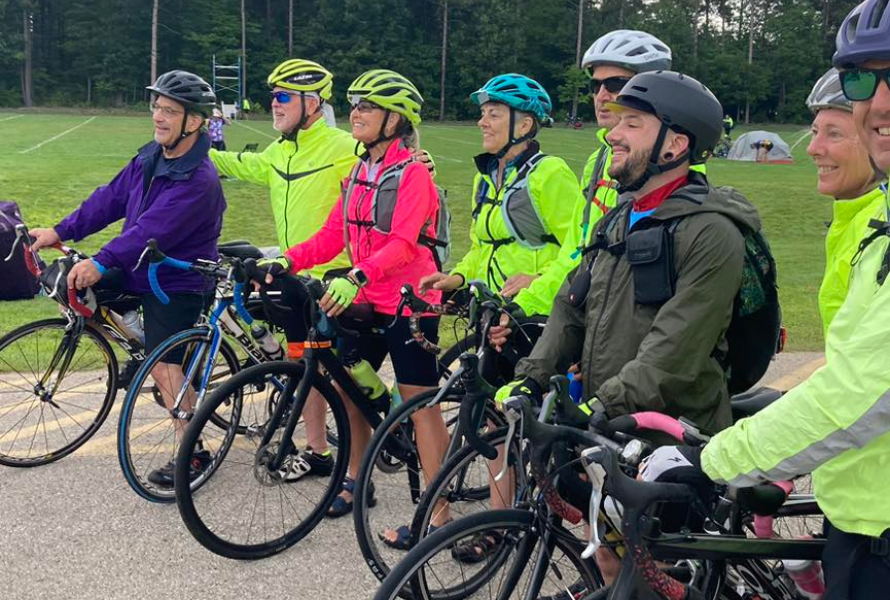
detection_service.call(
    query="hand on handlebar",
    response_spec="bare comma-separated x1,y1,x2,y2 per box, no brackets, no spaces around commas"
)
494,377,543,411
251,256,292,286
66,259,103,291
320,276,359,317
487,303,525,352
419,271,464,294
28,227,60,251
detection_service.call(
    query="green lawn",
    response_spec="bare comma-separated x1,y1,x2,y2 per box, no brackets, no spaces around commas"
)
0,113,827,350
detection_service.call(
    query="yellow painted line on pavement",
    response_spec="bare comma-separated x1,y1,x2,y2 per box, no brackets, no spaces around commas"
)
763,356,826,391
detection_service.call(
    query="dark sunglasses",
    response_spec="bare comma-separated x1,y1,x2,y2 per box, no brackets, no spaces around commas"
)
590,76,631,95
350,99,382,114
839,67,890,102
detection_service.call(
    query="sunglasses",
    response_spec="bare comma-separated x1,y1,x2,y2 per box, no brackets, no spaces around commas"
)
350,99,382,114
839,67,890,102
590,76,631,95
270,90,311,104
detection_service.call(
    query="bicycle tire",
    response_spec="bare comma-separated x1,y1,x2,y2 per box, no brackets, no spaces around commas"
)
0,318,118,467
353,387,503,583
175,359,350,559
374,509,603,600
410,427,524,552
117,327,245,502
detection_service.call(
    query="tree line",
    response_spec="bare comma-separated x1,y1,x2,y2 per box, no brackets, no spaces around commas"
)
0,0,863,123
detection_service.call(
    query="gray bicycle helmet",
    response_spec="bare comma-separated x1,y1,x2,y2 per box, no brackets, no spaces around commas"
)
807,68,852,114
607,71,723,191
147,70,217,117
581,30,672,73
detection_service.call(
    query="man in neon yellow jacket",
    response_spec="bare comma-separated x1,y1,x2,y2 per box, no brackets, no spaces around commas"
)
211,59,356,477
644,4,890,592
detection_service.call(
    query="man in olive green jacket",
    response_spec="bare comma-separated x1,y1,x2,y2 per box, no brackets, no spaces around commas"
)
508,71,760,435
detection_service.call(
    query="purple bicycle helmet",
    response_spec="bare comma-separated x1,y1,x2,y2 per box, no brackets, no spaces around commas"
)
833,0,890,68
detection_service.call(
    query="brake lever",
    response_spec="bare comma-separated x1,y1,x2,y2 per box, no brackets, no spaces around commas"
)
495,397,524,482
580,446,607,559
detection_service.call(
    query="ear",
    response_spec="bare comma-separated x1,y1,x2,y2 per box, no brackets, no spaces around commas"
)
186,112,204,134
385,113,403,136
513,114,534,138
662,130,690,162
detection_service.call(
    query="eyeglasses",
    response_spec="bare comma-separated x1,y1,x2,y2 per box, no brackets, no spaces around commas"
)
839,67,890,101
270,90,302,104
350,99,382,114
590,76,631,95
149,102,184,118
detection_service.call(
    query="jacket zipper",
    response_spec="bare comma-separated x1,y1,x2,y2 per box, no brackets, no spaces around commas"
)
283,153,293,248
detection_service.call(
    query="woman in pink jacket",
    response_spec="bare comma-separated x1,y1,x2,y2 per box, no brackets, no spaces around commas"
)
261,69,450,535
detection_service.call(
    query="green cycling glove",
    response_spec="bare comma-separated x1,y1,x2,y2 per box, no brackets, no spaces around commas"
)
494,377,544,410
326,276,360,310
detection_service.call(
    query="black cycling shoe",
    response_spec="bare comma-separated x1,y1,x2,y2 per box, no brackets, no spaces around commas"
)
277,449,334,482
147,449,211,489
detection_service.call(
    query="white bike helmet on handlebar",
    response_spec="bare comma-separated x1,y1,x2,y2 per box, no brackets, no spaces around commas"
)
581,29,672,74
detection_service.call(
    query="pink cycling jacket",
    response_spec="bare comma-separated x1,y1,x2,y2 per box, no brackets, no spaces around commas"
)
286,140,442,315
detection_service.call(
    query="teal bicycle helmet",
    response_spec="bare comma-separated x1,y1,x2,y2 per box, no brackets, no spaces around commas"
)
471,73,552,158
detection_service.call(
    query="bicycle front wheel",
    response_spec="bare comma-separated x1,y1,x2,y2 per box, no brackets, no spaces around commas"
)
117,327,250,502
0,318,117,467
175,360,349,559
374,509,602,600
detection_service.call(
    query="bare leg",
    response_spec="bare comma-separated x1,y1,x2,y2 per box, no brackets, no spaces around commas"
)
150,362,196,438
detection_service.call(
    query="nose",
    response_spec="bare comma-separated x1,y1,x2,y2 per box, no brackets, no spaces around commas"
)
806,131,823,158
872,78,890,113
595,85,614,107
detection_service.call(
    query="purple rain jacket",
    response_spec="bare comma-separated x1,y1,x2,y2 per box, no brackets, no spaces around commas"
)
54,133,226,295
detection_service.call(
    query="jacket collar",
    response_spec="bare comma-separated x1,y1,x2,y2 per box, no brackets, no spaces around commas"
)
360,139,415,176
137,132,211,180
277,116,329,149
473,140,541,176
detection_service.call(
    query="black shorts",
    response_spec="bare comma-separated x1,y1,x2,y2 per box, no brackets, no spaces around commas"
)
337,313,441,387
211,140,226,152
141,293,212,363
823,520,890,599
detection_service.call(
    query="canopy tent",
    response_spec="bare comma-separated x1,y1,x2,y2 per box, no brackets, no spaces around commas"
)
727,130,793,163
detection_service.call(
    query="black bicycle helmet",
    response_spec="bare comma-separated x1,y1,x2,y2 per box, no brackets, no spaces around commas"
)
607,71,723,191
147,70,217,117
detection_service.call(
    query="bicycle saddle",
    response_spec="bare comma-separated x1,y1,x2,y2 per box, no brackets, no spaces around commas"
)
730,386,784,421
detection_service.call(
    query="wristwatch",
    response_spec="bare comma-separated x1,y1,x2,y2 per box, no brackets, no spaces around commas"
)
349,268,369,288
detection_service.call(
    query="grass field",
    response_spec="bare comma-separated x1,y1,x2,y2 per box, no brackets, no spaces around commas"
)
0,112,827,350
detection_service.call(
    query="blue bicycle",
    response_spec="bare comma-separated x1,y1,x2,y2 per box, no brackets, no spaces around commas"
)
117,240,282,503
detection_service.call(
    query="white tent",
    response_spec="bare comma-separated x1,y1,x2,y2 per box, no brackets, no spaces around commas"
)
727,130,793,162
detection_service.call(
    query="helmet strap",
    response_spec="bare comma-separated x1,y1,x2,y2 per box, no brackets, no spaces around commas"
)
279,92,322,144
365,109,399,150
495,108,535,159
618,122,689,193
164,112,198,154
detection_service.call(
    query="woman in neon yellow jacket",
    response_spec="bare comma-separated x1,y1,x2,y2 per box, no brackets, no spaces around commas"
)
806,67,889,333
419,74,579,316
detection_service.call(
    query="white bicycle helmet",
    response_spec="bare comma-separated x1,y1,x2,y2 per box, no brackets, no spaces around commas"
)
582,29,672,74
806,67,852,114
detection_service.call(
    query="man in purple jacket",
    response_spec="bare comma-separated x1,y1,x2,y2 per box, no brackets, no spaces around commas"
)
30,70,226,486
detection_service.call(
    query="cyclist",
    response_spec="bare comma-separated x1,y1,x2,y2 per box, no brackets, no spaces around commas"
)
257,70,451,536
210,59,358,477
28,70,226,486
807,66,889,333
644,2,890,594
488,30,676,349
419,73,579,366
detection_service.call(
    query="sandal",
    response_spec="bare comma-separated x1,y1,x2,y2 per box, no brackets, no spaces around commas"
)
379,520,452,551
450,530,504,564
327,477,375,519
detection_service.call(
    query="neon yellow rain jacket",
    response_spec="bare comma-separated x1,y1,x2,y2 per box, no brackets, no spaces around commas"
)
702,185,890,537
209,118,356,278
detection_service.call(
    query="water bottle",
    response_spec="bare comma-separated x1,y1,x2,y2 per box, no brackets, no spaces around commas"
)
347,359,391,404
120,310,145,344
250,324,284,360
567,371,583,404
782,559,825,600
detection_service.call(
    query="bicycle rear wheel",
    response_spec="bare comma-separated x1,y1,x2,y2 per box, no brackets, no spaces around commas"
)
0,318,117,467
175,360,349,559
374,509,602,600
117,328,250,502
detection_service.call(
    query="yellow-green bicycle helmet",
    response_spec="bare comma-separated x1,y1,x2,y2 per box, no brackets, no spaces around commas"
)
267,59,333,100
346,69,423,126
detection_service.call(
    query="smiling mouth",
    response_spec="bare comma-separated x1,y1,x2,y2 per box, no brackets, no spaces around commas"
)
877,127,890,137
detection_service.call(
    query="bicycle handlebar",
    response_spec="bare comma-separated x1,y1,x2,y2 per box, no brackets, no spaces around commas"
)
395,284,467,355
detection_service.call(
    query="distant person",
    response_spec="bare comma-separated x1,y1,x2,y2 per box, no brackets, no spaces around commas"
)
241,97,252,119
752,138,774,162
722,114,734,139
206,108,230,151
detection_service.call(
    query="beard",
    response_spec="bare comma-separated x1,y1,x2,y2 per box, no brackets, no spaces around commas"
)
608,145,650,187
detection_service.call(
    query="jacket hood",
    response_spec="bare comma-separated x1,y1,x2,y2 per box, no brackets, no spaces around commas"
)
633,170,762,233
